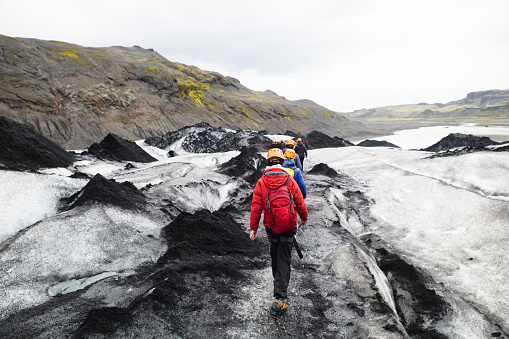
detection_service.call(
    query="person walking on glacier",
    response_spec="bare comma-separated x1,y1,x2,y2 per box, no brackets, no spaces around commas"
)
294,138,308,169
283,149,307,199
282,139,302,171
250,148,308,317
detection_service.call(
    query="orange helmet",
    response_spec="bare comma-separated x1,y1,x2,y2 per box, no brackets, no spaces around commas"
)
266,148,284,161
285,139,296,147
284,149,296,159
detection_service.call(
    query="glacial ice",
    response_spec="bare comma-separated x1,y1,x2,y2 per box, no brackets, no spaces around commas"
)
1,127,508,336
309,146,509,331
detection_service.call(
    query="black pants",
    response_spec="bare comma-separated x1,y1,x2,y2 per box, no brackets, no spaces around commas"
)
298,155,305,168
266,227,295,299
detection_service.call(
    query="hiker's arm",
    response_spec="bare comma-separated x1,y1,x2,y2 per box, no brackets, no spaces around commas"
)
249,181,264,239
289,177,308,220
295,154,302,171
295,171,307,198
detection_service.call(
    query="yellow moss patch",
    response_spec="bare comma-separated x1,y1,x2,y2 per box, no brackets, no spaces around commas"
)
174,76,211,107
285,116,292,121
117,115,130,124
49,40,68,45
189,90,204,106
58,51,79,58
321,110,334,118
242,107,254,119
147,67,160,72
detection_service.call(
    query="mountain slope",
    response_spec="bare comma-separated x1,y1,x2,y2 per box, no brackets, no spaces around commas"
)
0,35,361,149
345,89,509,121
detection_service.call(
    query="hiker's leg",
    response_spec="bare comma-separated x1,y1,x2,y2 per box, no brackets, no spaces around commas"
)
266,228,279,295
274,235,293,299
269,237,278,279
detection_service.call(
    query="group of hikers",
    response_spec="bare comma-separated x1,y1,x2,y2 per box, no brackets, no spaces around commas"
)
250,137,310,318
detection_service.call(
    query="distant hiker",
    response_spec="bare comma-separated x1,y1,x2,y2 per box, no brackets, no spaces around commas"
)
271,140,279,149
283,149,307,199
294,138,308,169
250,148,308,317
282,140,302,171
278,140,285,149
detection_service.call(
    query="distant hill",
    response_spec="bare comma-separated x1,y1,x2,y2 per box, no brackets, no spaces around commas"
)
345,89,509,121
0,35,363,149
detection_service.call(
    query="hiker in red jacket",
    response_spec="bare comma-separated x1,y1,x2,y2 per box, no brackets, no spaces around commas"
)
250,148,308,317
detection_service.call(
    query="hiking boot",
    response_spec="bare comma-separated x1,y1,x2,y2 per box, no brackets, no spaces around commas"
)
270,298,289,317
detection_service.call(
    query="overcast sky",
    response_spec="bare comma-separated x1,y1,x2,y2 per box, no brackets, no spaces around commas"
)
1,0,508,112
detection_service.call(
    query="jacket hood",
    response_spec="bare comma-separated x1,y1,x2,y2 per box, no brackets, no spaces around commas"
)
262,165,289,189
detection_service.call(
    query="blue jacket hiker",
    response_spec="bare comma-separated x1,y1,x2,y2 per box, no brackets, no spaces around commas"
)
283,150,307,199
282,140,302,171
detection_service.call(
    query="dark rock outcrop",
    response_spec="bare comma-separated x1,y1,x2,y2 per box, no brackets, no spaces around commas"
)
61,173,146,211
308,163,338,177
72,208,266,338
421,133,498,152
283,130,299,138
145,122,269,153
0,116,76,171
69,171,90,179
161,208,263,260
85,133,157,163
357,139,400,148
75,307,132,336
306,131,354,149
217,146,266,184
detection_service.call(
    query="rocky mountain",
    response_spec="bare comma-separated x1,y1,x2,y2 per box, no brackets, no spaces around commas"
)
345,89,509,121
0,34,364,149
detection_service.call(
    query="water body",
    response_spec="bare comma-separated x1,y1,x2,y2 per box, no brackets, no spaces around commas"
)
368,123,509,149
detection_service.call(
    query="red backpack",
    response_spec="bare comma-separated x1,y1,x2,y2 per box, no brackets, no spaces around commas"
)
265,177,297,234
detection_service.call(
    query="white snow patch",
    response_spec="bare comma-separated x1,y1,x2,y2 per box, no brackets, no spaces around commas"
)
0,171,86,242
307,146,509,331
264,134,294,142
0,206,166,320
38,167,74,177
135,139,171,160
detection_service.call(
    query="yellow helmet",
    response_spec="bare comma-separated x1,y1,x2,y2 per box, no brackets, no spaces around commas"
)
284,149,296,159
285,139,296,147
266,148,284,160
296,138,302,142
